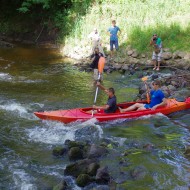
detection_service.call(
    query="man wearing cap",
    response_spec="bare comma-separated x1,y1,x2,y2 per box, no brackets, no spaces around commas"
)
88,28,105,57
150,34,163,71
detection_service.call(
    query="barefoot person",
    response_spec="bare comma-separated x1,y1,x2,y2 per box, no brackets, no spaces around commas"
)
150,34,163,71
88,82,117,114
107,20,121,58
119,80,167,112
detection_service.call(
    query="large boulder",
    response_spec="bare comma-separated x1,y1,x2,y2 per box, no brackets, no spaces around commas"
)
68,147,84,160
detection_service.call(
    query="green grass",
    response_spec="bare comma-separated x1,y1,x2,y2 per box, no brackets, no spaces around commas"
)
62,0,190,55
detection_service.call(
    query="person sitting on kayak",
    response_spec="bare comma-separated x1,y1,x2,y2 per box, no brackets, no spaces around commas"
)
119,80,167,112
90,82,117,114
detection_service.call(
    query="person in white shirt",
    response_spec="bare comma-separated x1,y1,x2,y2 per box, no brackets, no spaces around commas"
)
88,28,105,57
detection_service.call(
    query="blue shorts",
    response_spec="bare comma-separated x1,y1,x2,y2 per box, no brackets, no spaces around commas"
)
110,39,119,51
144,104,151,109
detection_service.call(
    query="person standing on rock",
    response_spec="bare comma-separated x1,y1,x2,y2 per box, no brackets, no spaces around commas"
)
150,34,163,71
88,28,105,57
107,20,121,59
90,47,103,81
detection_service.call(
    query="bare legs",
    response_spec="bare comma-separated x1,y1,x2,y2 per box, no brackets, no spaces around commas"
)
153,60,161,71
119,103,146,113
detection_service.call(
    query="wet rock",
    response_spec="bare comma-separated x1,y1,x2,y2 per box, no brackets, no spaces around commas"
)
76,174,93,187
87,162,100,176
68,147,84,160
52,147,67,157
87,144,109,159
96,166,110,184
53,180,68,190
64,159,96,177
65,140,88,149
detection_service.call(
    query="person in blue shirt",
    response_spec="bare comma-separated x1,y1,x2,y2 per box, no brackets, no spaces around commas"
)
107,20,121,58
119,80,167,112
150,34,163,71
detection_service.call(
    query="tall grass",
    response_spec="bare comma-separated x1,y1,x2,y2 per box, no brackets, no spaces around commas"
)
62,0,190,54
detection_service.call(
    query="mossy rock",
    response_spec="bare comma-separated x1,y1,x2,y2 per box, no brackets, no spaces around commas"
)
64,159,95,178
68,147,83,160
76,174,93,187
65,140,88,149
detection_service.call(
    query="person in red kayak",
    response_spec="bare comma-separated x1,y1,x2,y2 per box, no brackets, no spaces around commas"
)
119,80,167,112
89,82,117,114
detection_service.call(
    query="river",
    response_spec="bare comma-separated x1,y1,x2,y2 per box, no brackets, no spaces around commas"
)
0,44,190,190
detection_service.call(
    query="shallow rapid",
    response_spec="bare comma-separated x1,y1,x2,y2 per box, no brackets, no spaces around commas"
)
0,44,190,189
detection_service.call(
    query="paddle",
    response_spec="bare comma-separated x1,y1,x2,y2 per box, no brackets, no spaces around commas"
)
141,76,150,103
92,56,105,116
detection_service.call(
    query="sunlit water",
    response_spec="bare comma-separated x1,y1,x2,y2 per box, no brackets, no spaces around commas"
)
0,44,190,189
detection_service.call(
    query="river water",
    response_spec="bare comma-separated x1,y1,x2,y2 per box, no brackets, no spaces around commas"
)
0,44,190,190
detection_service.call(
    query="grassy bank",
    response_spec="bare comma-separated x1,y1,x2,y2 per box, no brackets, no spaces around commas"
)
62,0,190,55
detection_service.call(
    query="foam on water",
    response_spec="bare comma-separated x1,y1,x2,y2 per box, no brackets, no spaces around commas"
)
0,72,13,81
27,121,75,145
0,101,38,120
12,169,37,190
27,118,104,145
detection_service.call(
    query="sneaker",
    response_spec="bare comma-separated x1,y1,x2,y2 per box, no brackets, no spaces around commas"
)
153,67,156,70
156,68,160,71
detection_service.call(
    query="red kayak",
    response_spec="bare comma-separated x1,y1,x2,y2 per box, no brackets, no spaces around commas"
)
34,97,190,124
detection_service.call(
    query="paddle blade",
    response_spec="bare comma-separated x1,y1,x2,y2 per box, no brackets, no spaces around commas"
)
98,57,105,74
141,76,148,82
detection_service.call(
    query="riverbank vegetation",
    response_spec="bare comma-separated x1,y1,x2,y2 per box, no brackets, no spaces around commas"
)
0,0,190,53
